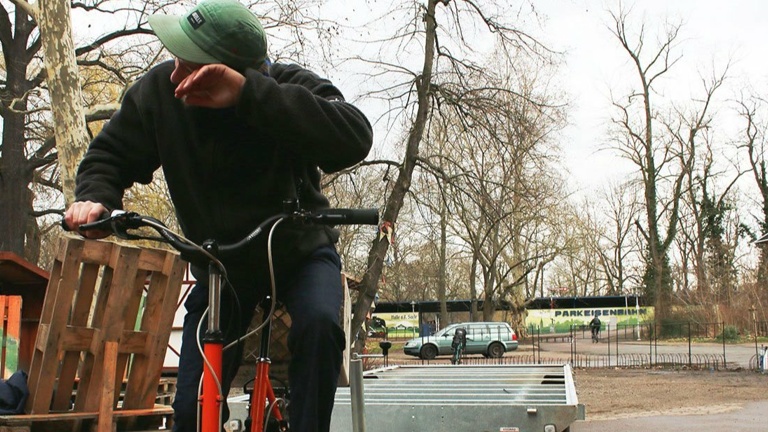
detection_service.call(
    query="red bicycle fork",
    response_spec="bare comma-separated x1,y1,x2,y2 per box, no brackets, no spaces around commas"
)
201,263,224,432
201,340,223,432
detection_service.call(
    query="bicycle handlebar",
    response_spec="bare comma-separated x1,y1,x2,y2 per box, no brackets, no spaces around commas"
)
63,207,379,266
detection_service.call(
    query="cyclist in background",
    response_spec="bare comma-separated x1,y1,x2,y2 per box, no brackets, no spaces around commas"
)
451,327,467,365
589,316,601,343
62,0,373,430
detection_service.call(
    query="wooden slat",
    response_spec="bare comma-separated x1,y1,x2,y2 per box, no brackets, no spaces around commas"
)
97,341,117,432
58,327,99,352
137,248,168,273
0,406,173,424
117,331,148,354
110,270,149,409
78,240,114,265
52,260,102,411
27,238,85,414
123,253,185,409
80,245,141,412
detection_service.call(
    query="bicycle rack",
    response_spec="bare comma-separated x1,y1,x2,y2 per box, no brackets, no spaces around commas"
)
333,363,584,432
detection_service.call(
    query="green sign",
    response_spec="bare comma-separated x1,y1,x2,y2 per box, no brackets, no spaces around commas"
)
372,312,420,338
525,306,654,334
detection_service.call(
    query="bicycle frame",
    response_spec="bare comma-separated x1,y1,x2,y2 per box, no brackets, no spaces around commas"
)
70,207,378,432
197,246,287,432
248,301,286,432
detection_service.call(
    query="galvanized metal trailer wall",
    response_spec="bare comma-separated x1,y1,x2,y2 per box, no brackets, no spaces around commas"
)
330,364,585,432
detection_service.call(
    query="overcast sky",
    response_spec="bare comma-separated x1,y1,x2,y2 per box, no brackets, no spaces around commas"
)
532,0,768,194
316,1,768,198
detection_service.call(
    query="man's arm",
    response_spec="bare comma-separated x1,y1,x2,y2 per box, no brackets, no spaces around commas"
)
237,64,373,173
169,62,373,172
70,70,162,228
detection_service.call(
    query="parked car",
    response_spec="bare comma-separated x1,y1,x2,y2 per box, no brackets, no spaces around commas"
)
403,321,518,360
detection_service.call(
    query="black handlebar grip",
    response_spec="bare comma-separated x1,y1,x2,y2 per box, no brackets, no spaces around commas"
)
315,208,379,225
78,212,115,232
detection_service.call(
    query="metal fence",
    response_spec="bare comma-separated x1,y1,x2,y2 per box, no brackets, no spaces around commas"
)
519,321,766,371
369,321,768,372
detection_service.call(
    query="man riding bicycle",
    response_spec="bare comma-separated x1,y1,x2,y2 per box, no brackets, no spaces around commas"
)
589,316,601,343
451,327,467,364
63,1,373,430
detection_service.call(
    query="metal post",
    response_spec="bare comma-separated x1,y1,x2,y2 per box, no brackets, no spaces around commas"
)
751,307,759,371
722,321,727,367
688,322,692,369
649,323,653,366
615,323,620,365
653,322,658,366
350,356,366,432
537,327,542,364
607,324,611,367
635,293,641,341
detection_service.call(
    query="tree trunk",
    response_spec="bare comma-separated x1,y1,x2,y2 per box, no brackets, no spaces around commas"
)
39,0,90,204
0,109,31,256
470,252,479,322
0,5,35,258
350,0,439,352
438,200,449,325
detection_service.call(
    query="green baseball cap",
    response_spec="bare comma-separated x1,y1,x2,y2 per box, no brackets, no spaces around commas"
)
148,0,268,69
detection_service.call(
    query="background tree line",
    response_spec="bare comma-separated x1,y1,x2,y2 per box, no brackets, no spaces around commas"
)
1,0,767,342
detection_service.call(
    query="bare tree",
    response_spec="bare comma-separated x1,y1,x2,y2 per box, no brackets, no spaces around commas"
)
598,181,644,294
348,0,554,347
0,0,159,261
422,62,566,323
608,7,692,320
735,94,768,283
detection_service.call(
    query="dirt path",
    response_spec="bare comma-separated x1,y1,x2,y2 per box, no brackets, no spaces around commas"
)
571,368,768,431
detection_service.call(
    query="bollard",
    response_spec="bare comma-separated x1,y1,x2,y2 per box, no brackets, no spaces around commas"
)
350,355,366,432
379,340,392,368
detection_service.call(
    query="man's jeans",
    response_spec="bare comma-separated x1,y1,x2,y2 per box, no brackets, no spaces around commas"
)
172,245,345,432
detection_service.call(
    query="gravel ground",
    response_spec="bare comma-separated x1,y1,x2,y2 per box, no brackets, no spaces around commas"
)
570,367,768,431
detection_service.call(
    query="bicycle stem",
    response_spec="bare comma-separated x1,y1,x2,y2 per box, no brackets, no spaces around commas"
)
208,263,222,334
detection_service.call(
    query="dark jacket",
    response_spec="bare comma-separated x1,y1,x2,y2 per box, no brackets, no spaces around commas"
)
451,328,467,349
75,60,373,274
589,317,601,329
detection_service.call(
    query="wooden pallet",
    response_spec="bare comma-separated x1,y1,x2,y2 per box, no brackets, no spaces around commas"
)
21,236,185,431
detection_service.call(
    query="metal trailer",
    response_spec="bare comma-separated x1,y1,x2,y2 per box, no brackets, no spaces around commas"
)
330,364,585,432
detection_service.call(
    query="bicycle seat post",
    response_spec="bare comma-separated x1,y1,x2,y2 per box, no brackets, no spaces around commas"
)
201,243,224,432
